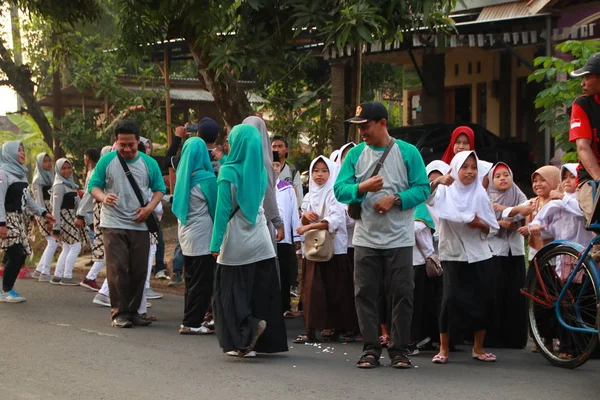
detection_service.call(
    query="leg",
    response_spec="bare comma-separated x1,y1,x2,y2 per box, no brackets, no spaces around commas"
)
353,246,384,360
383,247,414,360
86,261,105,281
104,229,133,319
277,243,293,313
53,243,68,278
153,227,165,274
172,242,184,277
2,244,26,292
37,236,58,275
146,244,157,289
182,255,216,328
410,264,427,343
99,278,109,296
63,242,81,279
127,230,150,316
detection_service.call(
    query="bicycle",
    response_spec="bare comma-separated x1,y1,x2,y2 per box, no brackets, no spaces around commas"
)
521,181,600,369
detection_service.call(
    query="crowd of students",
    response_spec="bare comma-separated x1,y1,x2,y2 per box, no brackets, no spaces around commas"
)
0,100,595,366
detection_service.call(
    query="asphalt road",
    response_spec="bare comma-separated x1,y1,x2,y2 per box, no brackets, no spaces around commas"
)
0,279,599,400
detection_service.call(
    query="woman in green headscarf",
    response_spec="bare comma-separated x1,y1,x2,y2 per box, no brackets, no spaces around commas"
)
0,141,55,303
210,124,288,357
173,137,218,335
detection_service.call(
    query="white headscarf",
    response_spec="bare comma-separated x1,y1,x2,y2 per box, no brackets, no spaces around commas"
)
32,152,54,186
308,155,335,215
478,160,493,183
433,151,499,229
561,163,578,179
426,160,450,177
52,158,78,190
338,142,356,165
101,146,112,157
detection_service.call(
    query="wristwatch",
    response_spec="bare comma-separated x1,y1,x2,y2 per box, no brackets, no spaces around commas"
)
393,194,402,206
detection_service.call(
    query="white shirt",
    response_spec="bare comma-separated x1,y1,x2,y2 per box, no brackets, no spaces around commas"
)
275,179,301,245
301,190,348,255
437,218,495,263
413,221,435,265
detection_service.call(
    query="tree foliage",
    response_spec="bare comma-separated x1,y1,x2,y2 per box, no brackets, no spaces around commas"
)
528,40,600,161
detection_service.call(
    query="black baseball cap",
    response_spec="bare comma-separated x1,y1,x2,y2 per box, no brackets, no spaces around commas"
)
345,101,388,124
571,52,600,77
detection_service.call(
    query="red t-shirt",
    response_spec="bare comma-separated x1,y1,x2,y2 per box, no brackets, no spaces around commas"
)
569,95,600,183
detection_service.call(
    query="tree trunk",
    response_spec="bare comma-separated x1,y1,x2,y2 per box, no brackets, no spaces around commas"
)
0,40,58,155
186,40,253,130
51,32,65,159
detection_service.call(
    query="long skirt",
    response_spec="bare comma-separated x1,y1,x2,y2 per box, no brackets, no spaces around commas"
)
439,259,493,336
213,257,288,354
486,255,528,348
411,264,443,342
35,199,52,236
58,209,86,245
92,201,104,261
302,254,358,331
0,212,32,256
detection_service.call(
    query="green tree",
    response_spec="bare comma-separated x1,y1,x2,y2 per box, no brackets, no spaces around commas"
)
528,40,600,161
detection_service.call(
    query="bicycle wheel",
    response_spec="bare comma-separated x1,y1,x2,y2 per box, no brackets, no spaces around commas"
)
527,246,599,369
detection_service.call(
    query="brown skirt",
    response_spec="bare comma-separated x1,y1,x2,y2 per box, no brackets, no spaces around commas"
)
35,199,52,237
301,254,358,330
0,212,32,256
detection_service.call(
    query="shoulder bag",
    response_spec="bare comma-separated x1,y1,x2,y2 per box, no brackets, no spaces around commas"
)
304,193,335,262
348,138,396,220
117,152,160,233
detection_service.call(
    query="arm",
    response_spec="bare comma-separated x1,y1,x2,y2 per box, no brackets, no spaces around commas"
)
210,181,233,253
292,171,303,209
291,198,302,243
397,141,430,209
33,183,45,208
145,156,167,212
264,172,283,229
76,192,94,219
51,184,65,234
562,195,585,216
576,138,600,180
25,189,47,217
415,223,435,258
0,172,8,225
333,146,364,204
321,193,345,234
163,135,183,171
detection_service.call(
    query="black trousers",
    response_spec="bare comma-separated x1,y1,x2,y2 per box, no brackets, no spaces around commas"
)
104,228,150,319
2,244,26,292
277,243,296,312
182,254,216,328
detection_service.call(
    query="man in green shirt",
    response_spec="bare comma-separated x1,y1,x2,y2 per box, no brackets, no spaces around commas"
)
334,102,429,369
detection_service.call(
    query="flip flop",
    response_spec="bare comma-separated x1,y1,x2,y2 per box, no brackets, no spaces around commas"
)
432,354,448,364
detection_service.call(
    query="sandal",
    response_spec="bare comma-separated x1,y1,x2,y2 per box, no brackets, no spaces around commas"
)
379,334,390,348
283,310,295,318
293,334,316,344
337,333,357,343
391,353,412,369
432,354,448,364
140,313,158,322
179,325,213,335
472,349,497,362
321,329,336,340
357,354,380,369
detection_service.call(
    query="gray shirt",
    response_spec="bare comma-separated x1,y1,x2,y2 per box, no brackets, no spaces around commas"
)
0,170,46,223
178,186,213,257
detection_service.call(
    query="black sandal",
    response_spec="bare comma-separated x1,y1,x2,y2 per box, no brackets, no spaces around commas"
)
357,354,380,369
391,354,412,369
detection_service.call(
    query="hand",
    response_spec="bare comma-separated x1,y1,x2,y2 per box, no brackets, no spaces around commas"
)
436,170,454,186
212,252,219,259
175,125,187,138
549,189,564,200
0,226,7,239
133,206,153,223
514,203,535,217
467,215,482,230
498,220,514,230
296,225,309,235
303,211,320,223
53,232,60,240
493,203,507,212
359,175,384,193
212,147,224,161
529,224,545,237
275,225,285,242
373,195,396,214
103,193,118,207
75,219,85,229
77,190,84,198
517,226,530,236
44,213,56,224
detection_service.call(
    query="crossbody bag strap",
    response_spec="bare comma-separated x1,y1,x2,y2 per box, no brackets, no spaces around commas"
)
370,138,396,178
117,152,147,208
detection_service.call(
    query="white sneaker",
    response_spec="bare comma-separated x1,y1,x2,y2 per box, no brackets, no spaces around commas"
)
145,287,163,300
155,270,169,280
92,293,111,307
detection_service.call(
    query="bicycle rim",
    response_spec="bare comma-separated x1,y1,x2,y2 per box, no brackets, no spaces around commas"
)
527,246,599,369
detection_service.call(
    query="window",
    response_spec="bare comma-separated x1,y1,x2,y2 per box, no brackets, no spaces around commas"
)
422,128,452,154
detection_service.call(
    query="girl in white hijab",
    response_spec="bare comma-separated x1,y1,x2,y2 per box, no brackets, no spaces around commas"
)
429,150,499,364
50,158,85,286
32,152,59,281
294,155,357,343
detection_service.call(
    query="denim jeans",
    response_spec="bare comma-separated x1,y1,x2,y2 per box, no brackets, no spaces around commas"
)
153,228,166,273
172,241,184,277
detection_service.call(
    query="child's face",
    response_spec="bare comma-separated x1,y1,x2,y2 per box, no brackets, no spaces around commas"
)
311,160,330,185
457,155,477,185
532,174,552,198
562,170,576,194
42,155,52,171
453,133,471,154
428,171,442,183
493,167,513,191
60,161,73,179
272,161,281,175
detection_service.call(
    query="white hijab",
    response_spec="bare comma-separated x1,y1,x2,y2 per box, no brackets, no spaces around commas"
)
433,151,499,229
561,163,578,180
308,155,335,215
426,160,450,177
330,150,341,164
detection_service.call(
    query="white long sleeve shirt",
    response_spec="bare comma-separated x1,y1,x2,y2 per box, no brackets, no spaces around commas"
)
412,221,435,265
275,179,301,245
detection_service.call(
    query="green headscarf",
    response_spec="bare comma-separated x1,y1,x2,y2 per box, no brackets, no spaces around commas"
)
414,203,435,231
218,124,267,225
173,137,217,224
1,141,28,179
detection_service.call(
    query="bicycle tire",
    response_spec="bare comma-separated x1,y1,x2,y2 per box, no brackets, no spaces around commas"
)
527,246,599,369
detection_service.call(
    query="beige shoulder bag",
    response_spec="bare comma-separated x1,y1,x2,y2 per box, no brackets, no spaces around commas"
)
304,194,335,262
